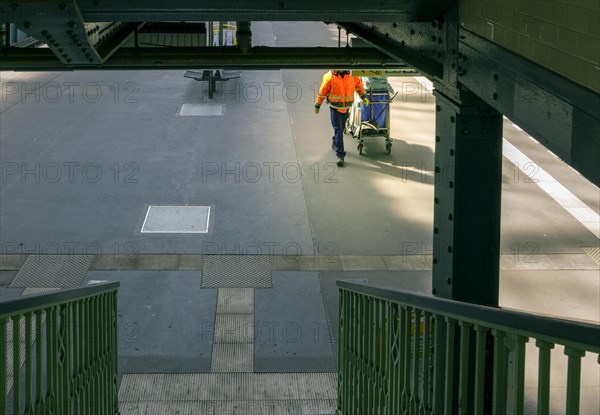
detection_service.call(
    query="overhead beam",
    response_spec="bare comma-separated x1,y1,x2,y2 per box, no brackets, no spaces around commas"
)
0,0,455,22
1,0,142,64
338,22,443,78
0,46,411,70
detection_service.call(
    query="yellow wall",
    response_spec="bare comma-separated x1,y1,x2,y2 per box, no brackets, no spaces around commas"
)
459,0,600,93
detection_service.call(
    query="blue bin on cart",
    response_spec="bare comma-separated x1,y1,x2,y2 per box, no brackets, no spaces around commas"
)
361,91,389,128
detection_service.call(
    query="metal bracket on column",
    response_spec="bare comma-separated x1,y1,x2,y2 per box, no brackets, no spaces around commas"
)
1,0,140,65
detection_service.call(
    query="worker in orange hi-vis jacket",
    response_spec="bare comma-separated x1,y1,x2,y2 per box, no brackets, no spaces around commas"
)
314,69,369,167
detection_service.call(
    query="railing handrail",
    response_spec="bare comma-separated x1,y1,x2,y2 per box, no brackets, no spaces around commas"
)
0,281,120,316
338,280,600,350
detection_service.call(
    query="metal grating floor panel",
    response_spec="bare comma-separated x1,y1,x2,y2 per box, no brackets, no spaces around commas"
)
203,255,271,288
21,287,60,295
582,247,600,265
9,255,94,288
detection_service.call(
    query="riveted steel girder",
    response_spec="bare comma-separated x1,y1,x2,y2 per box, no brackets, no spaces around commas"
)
0,0,457,22
0,46,411,70
432,89,503,306
0,0,142,64
338,21,445,79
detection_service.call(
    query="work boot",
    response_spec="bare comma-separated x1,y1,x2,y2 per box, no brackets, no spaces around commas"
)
336,157,344,167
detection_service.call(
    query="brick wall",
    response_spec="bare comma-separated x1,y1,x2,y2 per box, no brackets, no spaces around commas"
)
459,0,600,93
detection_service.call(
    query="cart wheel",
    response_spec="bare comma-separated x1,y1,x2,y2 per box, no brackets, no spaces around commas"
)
385,142,392,155
358,143,364,155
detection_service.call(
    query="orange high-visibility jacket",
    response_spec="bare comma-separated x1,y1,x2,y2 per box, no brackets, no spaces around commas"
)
315,71,367,113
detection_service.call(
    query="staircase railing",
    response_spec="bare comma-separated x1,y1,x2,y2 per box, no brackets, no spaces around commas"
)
0,282,119,415
337,280,600,415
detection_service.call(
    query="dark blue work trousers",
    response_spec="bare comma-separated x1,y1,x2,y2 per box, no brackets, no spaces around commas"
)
330,107,349,159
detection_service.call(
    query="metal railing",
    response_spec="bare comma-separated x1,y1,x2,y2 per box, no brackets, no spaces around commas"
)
337,280,600,415
0,282,119,415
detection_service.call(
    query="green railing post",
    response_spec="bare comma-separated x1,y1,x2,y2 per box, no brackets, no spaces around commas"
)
491,329,506,415
444,318,457,414
564,347,585,415
401,306,411,411
337,290,345,414
507,334,528,415
24,312,32,413
536,340,554,415
387,303,401,414
34,310,43,414
411,308,422,413
0,317,7,414
58,303,70,414
365,295,372,413
432,314,445,415
473,325,488,415
85,297,91,413
111,291,116,414
74,300,82,414
458,321,472,414
419,311,431,414
13,316,21,415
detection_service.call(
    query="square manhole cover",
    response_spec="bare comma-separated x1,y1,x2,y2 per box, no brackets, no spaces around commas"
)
180,103,224,116
141,205,210,233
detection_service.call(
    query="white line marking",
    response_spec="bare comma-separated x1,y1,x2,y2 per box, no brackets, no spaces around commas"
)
503,139,600,239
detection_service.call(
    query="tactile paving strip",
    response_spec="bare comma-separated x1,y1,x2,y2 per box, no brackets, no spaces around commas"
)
119,400,337,415
211,343,253,372
216,288,254,314
581,247,600,265
202,255,271,288
9,255,94,288
214,314,255,343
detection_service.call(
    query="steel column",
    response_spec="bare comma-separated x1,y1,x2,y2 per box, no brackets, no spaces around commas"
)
432,89,503,307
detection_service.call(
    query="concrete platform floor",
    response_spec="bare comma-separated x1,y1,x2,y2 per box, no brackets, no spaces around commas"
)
1,21,598,414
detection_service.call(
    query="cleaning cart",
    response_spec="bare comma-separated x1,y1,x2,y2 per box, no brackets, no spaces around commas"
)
346,77,397,155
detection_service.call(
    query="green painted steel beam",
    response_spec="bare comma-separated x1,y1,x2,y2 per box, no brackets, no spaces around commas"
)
0,46,411,70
